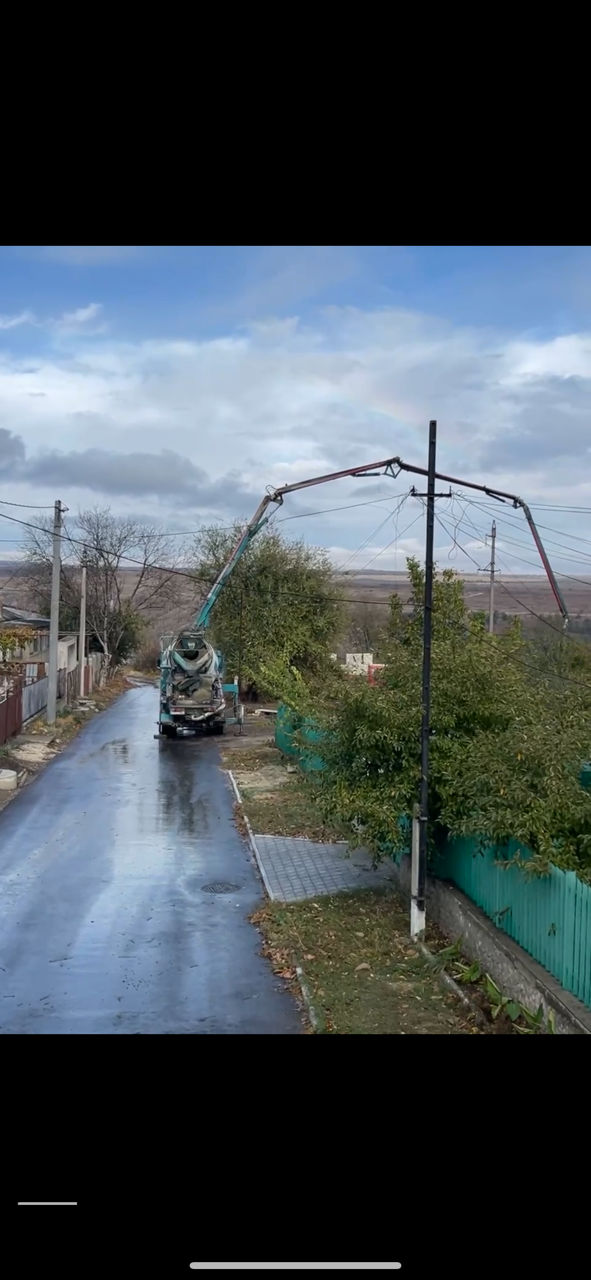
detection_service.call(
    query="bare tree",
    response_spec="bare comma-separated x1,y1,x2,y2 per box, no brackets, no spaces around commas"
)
25,507,190,671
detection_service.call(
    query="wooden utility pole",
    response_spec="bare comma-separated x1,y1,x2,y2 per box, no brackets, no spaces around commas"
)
47,500,64,725
488,520,496,634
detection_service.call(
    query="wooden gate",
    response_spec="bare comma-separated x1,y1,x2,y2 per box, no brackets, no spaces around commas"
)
0,678,23,746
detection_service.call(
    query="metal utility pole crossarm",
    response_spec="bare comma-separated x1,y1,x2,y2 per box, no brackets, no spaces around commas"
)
47,500,64,726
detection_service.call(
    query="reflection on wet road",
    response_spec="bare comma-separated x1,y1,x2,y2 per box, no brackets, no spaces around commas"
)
0,686,301,1033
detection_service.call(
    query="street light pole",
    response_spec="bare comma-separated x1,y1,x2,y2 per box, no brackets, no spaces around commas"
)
411,420,437,939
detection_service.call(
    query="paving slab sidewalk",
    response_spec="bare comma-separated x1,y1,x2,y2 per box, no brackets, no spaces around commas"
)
253,835,397,903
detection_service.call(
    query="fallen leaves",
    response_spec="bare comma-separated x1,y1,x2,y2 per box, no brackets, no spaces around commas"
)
256,890,487,1035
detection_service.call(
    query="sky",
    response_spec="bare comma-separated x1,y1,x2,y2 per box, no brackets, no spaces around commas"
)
2,244,591,584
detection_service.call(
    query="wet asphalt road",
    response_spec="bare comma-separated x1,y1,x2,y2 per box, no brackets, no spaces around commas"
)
0,686,302,1034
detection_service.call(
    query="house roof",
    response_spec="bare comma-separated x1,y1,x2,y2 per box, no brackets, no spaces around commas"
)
0,605,50,627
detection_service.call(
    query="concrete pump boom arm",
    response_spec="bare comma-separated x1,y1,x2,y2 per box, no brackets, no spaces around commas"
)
193,452,568,630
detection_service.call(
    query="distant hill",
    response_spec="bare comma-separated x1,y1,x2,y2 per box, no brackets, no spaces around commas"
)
2,562,590,623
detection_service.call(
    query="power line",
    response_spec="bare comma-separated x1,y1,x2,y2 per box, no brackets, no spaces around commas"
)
448,499,591,582
356,507,424,574
529,503,591,513
433,510,587,646
272,573,591,691
0,508,201,581
493,529,591,570
468,498,591,547
0,497,423,586
435,506,591,589
0,505,414,602
369,555,591,691
3,496,591,631
338,495,409,573
5,504,591,692
276,492,409,522
3,496,591,664
432,508,485,572
448,613,591,693
463,498,591,567
0,498,56,509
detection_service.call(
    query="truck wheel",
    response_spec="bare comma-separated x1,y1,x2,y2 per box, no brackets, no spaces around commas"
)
161,723,177,739
214,721,225,735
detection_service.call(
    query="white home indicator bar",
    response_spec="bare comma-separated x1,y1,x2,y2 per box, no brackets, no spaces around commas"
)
18,1202,77,1206
189,1266,401,1272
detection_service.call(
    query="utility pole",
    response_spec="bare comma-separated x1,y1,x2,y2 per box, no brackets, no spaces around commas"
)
79,564,87,699
47,500,64,726
411,420,437,940
488,520,496,634
237,588,244,695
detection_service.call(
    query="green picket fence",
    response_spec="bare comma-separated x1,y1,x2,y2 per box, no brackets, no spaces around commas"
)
275,705,591,1009
435,836,591,1009
274,704,327,772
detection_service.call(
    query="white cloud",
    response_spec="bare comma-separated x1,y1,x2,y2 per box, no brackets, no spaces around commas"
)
2,304,591,576
0,310,36,330
59,302,103,327
0,302,105,338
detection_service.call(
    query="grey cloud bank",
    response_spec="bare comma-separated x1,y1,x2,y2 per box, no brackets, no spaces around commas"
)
1,433,255,512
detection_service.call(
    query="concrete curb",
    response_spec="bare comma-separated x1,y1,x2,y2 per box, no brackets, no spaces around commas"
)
295,966,320,1032
227,769,319,1032
226,770,275,901
416,940,489,1029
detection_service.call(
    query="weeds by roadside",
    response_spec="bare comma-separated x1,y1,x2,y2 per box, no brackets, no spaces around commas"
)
253,887,485,1035
425,936,556,1034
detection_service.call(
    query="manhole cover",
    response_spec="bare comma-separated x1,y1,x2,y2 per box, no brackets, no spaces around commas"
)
201,882,241,894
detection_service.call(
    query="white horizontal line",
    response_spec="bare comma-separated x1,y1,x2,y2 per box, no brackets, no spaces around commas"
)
189,1266,401,1271
18,1202,77,1206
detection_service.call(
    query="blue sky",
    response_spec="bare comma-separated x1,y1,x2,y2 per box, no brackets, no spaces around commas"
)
1,244,591,579
3,245,590,338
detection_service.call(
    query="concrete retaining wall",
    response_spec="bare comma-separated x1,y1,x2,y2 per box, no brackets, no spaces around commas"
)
391,854,591,1035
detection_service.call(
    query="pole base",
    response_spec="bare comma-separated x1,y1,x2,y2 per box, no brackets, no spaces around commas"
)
410,898,426,940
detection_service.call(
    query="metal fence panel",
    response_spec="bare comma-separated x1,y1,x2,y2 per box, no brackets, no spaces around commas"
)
22,676,48,722
436,836,591,1010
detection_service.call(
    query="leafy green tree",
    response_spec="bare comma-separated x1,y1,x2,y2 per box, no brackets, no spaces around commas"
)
314,558,591,878
192,523,345,698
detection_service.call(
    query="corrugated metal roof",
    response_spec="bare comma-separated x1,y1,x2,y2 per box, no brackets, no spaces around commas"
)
0,605,50,626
